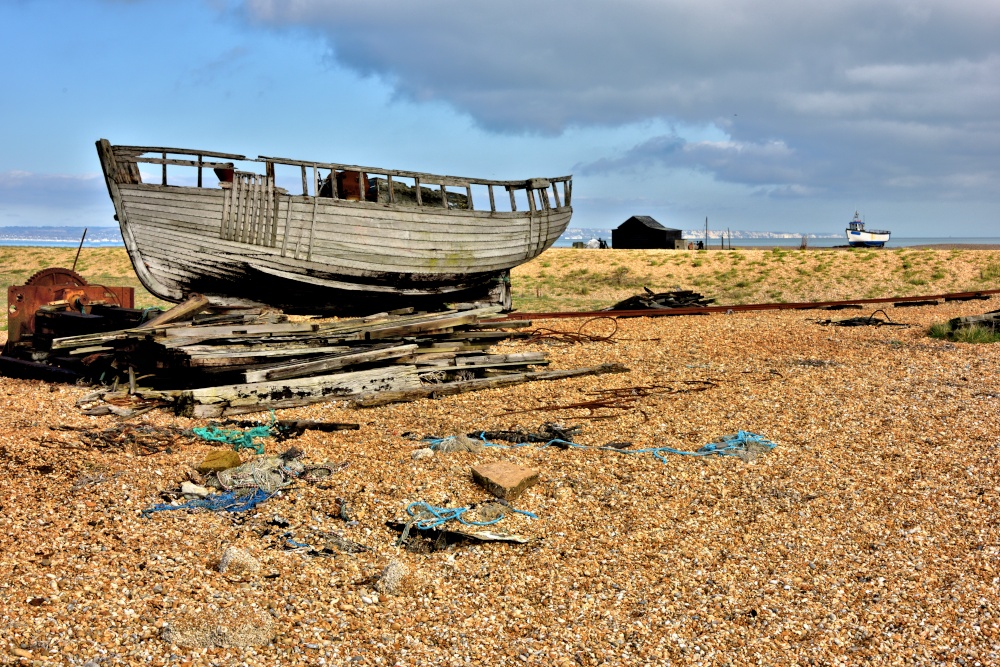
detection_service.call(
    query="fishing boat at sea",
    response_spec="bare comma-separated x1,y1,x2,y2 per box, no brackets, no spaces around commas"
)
845,211,890,248
96,139,572,314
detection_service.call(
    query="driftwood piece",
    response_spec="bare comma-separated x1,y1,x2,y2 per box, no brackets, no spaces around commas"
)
351,363,630,408
222,419,361,436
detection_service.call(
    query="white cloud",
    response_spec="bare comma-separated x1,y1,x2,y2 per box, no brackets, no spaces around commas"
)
232,0,1000,202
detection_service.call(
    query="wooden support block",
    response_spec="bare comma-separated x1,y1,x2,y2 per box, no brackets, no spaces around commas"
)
471,461,540,501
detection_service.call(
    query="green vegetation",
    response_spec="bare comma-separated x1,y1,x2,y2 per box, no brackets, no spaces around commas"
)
929,322,1000,344
981,262,1000,282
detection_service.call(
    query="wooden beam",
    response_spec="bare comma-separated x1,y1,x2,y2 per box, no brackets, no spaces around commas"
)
178,366,421,417
243,343,418,383
352,363,629,408
136,293,210,330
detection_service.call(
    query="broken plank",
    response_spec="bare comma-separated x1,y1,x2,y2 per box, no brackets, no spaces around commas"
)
359,307,503,340
135,293,210,329
351,363,630,408
177,365,421,418
465,320,532,330
412,352,547,369
163,321,321,339
242,343,418,383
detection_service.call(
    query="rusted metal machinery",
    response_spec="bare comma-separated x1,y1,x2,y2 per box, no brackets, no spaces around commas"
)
2,267,142,380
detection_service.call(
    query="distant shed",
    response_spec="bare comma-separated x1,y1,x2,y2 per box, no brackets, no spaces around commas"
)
611,216,685,249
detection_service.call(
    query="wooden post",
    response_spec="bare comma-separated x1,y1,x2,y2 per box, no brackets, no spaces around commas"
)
280,196,292,257
161,152,167,185
71,228,87,272
197,154,203,188
307,166,319,261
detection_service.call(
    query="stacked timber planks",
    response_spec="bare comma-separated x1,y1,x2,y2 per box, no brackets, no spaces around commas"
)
52,297,628,418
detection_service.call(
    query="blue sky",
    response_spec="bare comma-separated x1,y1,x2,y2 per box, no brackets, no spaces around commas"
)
1,0,998,235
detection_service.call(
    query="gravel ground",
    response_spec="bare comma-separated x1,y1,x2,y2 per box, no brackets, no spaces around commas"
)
1,296,999,666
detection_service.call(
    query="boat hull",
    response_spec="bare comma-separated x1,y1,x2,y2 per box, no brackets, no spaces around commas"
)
846,229,890,248
97,141,571,314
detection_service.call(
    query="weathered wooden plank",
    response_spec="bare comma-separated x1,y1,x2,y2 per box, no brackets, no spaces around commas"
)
114,145,247,160
411,352,546,367
417,360,548,376
180,343,350,359
179,365,421,418
257,153,571,189
352,363,630,408
163,321,320,339
137,294,211,330
243,343,418,383
359,307,503,340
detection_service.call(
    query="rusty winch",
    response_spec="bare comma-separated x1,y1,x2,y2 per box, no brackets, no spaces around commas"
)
3,267,143,379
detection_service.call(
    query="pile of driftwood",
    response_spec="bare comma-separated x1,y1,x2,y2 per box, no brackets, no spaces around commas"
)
52,295,627,418
607,288,714,311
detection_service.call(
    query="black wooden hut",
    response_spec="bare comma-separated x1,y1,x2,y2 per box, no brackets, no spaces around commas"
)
611,216,685,249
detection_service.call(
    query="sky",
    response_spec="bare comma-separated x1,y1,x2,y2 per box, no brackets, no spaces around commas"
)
0,0,998,236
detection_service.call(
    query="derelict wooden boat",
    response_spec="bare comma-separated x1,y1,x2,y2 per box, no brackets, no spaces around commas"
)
96,139,572,314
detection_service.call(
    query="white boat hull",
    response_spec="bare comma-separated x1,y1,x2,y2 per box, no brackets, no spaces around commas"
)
846,229,891,247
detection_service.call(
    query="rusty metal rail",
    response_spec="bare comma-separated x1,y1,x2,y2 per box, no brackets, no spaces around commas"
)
499,289,1000,321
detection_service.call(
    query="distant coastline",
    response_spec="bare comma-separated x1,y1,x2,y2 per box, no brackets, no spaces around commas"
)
0,225,124,245
1,225,999,250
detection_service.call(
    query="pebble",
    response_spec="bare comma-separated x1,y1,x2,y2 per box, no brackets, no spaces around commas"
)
1,249,999,665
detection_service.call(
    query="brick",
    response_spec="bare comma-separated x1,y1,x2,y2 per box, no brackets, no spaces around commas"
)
196,449,242,474
471,461,540,500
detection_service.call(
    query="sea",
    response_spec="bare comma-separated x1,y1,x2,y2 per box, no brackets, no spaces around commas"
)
0,227,998,249
551,230,1000,248
553,236,1000,249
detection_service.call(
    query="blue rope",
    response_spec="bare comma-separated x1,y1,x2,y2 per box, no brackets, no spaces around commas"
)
141,488,274,518
404,501,538,531
453,430,776,463
628,430,777,463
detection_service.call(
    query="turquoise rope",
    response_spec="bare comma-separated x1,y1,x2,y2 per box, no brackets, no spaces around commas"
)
192,413,278,455
404,501,538,531
192,424,272,455
449,429,777,463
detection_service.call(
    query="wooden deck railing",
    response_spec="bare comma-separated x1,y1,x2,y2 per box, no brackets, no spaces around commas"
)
114,145,572,213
